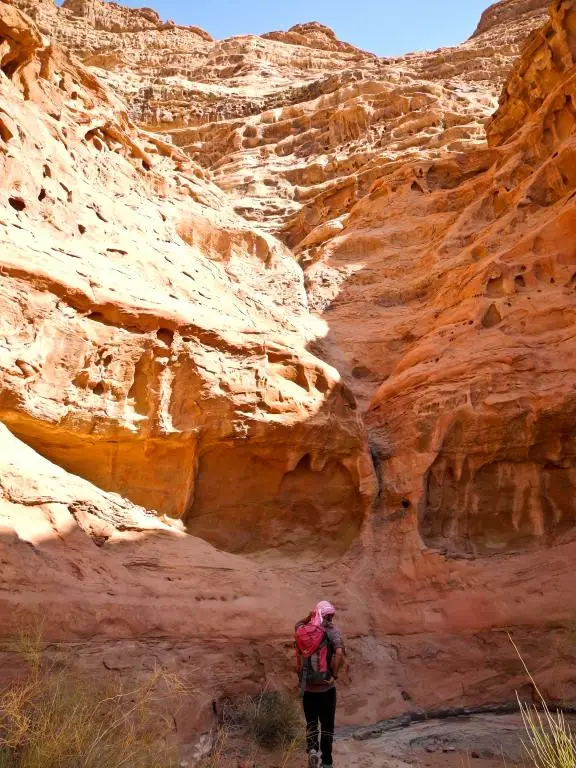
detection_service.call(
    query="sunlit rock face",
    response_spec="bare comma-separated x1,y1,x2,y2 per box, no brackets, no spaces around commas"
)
287,0,576,560
0,1,374,556
2,0,576,736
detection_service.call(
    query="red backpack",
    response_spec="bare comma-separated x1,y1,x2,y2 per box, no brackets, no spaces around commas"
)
295,623,331,696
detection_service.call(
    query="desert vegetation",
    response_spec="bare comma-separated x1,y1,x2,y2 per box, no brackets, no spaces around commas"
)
0,627,181,768
512,637,576,768
1,625,575,768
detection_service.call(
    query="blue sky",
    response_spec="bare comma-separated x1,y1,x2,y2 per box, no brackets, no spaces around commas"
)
94,0,493,56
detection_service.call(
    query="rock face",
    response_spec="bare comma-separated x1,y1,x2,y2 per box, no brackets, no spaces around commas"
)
0,422,318,747
2,0,576,747
301,0,576,715
9,0,551,250
0,1,373,556
306,0,576,556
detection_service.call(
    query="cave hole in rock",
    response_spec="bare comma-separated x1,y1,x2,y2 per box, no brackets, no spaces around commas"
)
43,164,52,179
313,371,330,394
8,196,26,212
352,365,372,380
86,312,119,328
60,183,73,203
37,188,47,202
156,328,174,346
481,303,503,329
78,224,86,235
486,274,506,297
0,117,14,142
2,60,20,80
296,453,313,472
515,275,526,289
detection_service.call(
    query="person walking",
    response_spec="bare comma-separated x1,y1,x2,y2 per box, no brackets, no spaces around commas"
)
295,601,345,768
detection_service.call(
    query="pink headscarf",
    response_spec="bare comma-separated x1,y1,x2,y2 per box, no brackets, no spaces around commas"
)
311,600,335,626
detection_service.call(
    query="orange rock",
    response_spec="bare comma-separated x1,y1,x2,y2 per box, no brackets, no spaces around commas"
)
0,3,374,556
2,0,576,748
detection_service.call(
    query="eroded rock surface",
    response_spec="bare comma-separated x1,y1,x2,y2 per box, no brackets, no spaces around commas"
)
10,0,549,246
0,2,373,556
1,0,576,747
306,0,576,557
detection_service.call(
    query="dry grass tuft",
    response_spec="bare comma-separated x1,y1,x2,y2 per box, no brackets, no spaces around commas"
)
519,703,576,768
240,689,303,749
510,634,576,768
219,688,303,754
0,624,182,768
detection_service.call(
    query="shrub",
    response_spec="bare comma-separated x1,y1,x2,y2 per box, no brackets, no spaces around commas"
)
510,634,576,768
239,690,303,749
0,628,181,768
520,700,576,768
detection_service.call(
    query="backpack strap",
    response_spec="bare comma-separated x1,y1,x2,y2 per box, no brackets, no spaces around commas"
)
298,664,307,698
324,628,337,671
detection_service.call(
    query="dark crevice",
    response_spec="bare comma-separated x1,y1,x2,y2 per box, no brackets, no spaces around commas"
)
8,196,26,212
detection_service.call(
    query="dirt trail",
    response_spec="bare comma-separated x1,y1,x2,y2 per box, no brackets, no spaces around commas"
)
204,712,544,767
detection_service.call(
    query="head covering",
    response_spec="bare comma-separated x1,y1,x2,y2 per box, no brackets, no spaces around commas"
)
311,600,335,626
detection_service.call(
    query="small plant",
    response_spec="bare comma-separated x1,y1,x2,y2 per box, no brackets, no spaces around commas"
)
0,624,182,768
520,702,576,768
240,689,303,749
510,634,576,768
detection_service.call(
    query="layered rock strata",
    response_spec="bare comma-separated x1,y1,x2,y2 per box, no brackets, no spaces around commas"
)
1,0,576,748
307,0,576,555
0,1,373,556
12,0,550,245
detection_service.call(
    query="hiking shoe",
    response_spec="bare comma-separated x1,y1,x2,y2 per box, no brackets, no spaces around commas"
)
308,750,320,768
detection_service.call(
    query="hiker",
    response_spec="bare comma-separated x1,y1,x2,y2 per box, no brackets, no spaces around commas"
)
295,600,345,768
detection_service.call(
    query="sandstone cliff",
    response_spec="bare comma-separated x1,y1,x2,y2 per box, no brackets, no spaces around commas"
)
304,0,576,715
1,0,576,753
0,0,374,557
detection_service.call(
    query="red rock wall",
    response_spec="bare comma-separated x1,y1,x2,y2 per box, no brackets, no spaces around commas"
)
2,0,576,744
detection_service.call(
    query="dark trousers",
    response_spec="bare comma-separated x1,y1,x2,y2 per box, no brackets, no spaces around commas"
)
303,688,337,766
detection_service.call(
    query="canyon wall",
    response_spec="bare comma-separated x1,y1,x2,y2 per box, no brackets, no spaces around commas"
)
0,0,374,556
1,0,576,753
